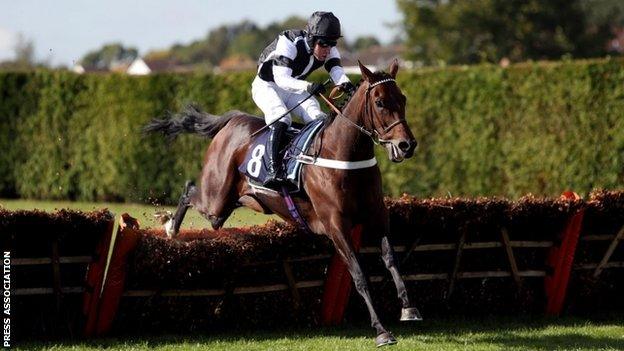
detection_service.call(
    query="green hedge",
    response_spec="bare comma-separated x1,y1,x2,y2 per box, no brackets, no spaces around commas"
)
390,58,624,197
1,58,623,203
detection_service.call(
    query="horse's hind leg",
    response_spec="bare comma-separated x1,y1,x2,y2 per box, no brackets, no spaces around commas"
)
191,187,238,230
191,165,240,230
205,202,238,230
380,235,422,321
167,180,197,237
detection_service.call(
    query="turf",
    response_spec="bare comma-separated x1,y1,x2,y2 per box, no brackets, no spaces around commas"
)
0,198,278,229
15,316,624,350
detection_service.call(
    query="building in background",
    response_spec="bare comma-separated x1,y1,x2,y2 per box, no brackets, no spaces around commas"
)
127,57,185,75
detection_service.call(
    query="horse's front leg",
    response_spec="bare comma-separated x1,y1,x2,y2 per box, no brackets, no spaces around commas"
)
380,235,422,321
326,217,397,347
158,180,197,238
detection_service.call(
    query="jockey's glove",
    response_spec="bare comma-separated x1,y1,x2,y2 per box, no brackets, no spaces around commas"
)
307,82,326,96
339,81,356,95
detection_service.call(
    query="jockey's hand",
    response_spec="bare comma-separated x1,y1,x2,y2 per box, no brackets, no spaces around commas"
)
307,82,326,96
339,81,356,95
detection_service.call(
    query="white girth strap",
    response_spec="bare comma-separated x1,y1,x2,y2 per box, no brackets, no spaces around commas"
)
295,154,377,170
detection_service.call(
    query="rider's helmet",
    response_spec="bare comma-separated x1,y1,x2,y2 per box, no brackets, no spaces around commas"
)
306,11,342,48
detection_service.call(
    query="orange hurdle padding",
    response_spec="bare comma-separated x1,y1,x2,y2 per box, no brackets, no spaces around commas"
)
321,224,362,325
95,214,141,336
83,218,115,337
545,191,585,316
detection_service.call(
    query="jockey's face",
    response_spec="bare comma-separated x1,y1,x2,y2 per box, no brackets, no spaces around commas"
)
313,42,332,61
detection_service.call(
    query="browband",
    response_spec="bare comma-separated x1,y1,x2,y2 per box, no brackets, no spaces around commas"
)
368,78,396,89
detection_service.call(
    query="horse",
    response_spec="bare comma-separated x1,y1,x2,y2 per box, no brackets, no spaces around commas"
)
144,60,419,346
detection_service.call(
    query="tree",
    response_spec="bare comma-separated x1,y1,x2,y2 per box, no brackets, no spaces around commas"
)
583,0,624,27
80,43,138,69
352,36,381,51
14,33,36,67
165,21,257,66
396,0,620,65
279,15,308,31
0,33,40,70
157,16,308,67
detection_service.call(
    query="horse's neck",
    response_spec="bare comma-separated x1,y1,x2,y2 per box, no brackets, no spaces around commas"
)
321,93,374,161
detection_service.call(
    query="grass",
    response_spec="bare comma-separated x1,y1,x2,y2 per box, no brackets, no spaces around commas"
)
16,316,624,350
0,198,279,229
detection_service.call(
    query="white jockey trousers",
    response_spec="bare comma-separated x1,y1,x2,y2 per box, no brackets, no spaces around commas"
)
251,76,325,126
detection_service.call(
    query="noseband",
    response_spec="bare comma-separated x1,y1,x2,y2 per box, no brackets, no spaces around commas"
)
364,78,410,144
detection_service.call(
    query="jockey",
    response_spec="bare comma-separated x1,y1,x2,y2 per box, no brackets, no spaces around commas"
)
252,11,355,186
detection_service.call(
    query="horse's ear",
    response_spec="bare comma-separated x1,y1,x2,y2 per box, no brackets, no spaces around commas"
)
388,58,399,78
358,60,373,81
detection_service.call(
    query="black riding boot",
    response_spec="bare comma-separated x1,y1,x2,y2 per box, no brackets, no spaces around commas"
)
264,121,287,186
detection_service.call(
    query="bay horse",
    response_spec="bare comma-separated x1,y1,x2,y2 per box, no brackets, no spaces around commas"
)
145,60,419,346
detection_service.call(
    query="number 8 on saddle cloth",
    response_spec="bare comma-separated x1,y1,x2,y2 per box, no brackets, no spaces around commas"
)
238,118,326,192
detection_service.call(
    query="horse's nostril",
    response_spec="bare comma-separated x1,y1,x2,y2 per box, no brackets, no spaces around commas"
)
411,140,418,150
398,141,410,152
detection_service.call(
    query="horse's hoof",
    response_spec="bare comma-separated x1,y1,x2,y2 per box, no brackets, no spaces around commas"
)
375,331,397,347
164,218,176,239
154,210,172,224
400,307,423,321
154,211,175,238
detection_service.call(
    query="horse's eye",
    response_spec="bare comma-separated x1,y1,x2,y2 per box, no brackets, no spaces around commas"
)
375,100,384,108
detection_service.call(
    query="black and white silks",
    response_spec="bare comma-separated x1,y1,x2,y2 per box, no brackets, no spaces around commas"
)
256,29,350,93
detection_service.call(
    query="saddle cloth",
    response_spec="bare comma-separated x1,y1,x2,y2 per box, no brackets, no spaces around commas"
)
238,118,326,192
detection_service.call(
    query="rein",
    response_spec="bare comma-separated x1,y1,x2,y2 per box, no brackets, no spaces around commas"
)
318,78,406,145
318,93,374,140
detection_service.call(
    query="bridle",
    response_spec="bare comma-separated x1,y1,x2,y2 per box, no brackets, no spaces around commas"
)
320,78,409,145
294,77,410,171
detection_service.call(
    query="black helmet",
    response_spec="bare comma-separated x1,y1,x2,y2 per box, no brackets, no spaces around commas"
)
306,11,342,40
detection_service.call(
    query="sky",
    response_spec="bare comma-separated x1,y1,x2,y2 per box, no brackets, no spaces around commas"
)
0,0,403,67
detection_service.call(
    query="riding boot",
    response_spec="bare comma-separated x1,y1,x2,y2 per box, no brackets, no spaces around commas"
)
264,121,287,186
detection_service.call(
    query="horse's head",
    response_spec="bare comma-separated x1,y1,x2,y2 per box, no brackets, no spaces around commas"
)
356,59,417,162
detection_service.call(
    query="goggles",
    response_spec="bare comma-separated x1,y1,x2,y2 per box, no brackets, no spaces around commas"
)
317,38,337,48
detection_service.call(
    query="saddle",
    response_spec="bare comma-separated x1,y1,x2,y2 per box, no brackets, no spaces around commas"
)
238,118,327,192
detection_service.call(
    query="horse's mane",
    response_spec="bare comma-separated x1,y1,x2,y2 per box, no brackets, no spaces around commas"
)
333,81,362,114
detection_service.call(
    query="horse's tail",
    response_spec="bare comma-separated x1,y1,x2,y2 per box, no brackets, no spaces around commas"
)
143,105,239,140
